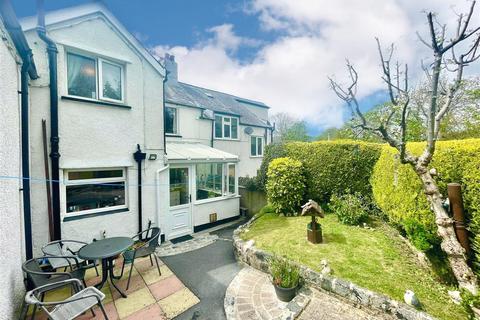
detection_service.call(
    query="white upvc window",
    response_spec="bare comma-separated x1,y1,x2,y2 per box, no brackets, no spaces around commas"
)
165,107,178,134
67,51,125,103
251,136,264,157
195,162,237,202
64,168,127,216
214,115,238,139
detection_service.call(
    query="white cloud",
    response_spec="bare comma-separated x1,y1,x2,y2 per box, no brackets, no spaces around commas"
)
151,0,480,130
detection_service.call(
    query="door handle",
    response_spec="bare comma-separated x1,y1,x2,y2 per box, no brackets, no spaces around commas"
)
189,194,192,202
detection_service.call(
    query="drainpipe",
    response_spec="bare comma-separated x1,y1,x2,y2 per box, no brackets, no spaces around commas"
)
36,0,61,240
211,119,214,147
133,144,146,234
0,0,39,259
162,70,168,155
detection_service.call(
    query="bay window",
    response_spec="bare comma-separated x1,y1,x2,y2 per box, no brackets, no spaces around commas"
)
67,52,124,103
65,169,127,215
214,115,238,139
251,136,264,157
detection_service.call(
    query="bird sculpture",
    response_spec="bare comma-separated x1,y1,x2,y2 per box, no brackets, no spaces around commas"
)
404,290,420,308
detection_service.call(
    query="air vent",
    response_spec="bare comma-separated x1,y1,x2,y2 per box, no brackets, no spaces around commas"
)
244,126,254,135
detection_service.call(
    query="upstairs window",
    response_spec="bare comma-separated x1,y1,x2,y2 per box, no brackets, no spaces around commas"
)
214,115,238,139
251,136,264,157
67,52,124,103
165,107,178,134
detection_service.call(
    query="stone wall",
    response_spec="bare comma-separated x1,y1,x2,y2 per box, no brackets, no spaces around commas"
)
233,216,436,320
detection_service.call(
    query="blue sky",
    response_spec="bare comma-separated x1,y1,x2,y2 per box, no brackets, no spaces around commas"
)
14,1,474,137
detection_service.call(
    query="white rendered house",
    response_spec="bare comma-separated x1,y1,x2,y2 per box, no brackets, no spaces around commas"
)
16,3,270,253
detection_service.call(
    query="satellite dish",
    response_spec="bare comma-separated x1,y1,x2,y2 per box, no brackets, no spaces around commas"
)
244,126,254,135
202,109,215,120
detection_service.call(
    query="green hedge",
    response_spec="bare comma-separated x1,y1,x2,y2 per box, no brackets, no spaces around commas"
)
371,139,480,253
284,141,382,203
257,143,288,191
266,157,306,215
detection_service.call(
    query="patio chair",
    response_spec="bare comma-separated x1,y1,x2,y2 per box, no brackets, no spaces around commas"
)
121,227,162,290
42,240,99,276
19,278,108,320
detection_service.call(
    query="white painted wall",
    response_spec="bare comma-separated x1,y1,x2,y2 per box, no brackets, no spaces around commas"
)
166,103,270,177
0,22,25,319
25,14,166,254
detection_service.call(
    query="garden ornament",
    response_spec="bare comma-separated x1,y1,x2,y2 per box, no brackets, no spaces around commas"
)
320,259,332,275
301,199,324,244
404,290,420,308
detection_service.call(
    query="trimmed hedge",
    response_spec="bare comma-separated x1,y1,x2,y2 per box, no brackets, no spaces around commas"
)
257,143,288,191
266,157,306,215
285,141,382,203
371,139,480,254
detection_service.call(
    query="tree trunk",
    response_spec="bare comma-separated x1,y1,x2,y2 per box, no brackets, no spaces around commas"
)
414,164,478,294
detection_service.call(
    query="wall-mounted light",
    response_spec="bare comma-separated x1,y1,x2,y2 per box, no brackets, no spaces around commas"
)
148,154,157,160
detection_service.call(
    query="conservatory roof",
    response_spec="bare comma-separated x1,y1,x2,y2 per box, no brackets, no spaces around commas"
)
166,142,238,163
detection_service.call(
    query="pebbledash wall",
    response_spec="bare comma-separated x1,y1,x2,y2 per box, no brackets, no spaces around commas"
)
0,20,26,319
21,5,169,255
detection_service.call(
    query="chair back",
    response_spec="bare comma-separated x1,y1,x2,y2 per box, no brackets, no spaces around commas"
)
22,258,50,289
148,227,161,250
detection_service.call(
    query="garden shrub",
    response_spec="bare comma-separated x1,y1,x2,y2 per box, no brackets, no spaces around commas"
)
371,139,480,255
257,143,287,190
266,157,306,215
269,256,300,288
285,141,382,203
239,176,261,191
329,192,369,225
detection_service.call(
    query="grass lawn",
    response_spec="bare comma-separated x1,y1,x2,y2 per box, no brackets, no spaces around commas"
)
240,212,466,320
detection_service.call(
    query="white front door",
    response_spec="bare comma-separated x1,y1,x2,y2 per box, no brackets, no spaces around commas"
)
168,166,193,239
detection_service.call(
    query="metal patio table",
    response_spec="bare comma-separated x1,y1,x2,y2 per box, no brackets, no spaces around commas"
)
78,237,133,298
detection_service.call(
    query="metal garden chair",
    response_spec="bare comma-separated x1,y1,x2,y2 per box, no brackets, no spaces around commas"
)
19,278,108,320
42,240,99,276
120,227,162,290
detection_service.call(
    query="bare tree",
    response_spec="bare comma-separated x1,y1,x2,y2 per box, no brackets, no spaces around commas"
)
329,1,480,294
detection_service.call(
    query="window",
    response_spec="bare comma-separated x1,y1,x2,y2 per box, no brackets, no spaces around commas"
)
67,52,124,103
196,163,223,201
196,163,237,201
214,115,238,139
251,136,264,157
65,169,127,215
169,168,189,206
165,107,177,134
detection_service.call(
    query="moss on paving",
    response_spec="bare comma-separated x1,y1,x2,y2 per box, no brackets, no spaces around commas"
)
241,213,466,320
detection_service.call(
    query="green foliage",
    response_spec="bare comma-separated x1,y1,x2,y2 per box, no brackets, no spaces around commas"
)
329,192,369,225
460,289,480,320
283,121,310,142
266,157,306,215
269,255,300,288
285,141,382,203
257,204,275,218
371,140,480,255
239,176,261,191
257,143,288,191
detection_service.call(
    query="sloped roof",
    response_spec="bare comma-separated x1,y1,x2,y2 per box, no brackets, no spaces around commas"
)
19,3,165,77
165,81,272,128
166,142,238,162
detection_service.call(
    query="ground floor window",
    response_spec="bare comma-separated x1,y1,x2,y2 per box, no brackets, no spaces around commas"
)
65,168,127,215
195,162,237,201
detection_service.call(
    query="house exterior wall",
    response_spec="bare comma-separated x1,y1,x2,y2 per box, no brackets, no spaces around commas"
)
25,15,166,254
166,102,269,177
0,22,25,319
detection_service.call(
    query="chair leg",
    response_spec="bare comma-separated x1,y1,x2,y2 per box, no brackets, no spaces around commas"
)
126,260,135,291
98,302,109,320
30,304,37,320
90,307,96,318
153,254,161,276
18,301,29,320
94,260,99,276
149,255,153,266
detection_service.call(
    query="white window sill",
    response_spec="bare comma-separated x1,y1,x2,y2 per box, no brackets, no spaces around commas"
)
194,194,240,205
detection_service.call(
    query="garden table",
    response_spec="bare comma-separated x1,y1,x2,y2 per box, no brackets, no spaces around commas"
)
78,237,133,298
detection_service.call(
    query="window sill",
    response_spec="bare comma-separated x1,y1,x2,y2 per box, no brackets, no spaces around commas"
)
250,155,264,158
166,133,182,138
194,194,240,205
63,208,129,222
213,138,240,141
62,96,132,109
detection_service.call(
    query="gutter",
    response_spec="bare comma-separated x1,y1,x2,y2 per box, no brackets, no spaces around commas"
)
0,0,39,260
36,0,61,240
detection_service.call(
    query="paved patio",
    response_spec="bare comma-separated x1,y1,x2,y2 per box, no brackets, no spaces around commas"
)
27,256,199,320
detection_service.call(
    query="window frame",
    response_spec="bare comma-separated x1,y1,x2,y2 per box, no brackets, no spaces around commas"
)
194,162,238,204
98,58,125,103
63,168,128,217
214,115,239,140
165,106,178,135
250,136,264,157
66,50,126,104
